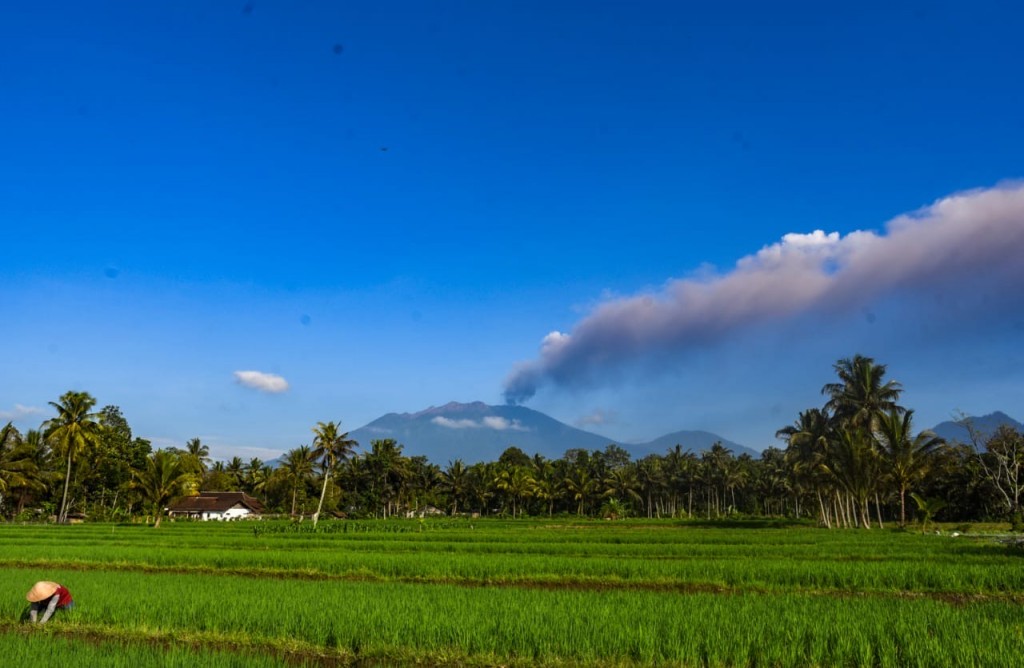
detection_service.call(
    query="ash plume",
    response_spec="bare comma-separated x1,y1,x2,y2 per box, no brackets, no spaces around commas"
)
504,183,1024,404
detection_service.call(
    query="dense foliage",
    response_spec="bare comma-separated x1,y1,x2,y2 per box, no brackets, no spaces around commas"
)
1,356,1020,525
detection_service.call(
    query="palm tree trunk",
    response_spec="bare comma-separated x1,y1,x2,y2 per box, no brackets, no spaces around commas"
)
59,452,73,524
899,486,907,527
874,493,884,529
313,471,330,529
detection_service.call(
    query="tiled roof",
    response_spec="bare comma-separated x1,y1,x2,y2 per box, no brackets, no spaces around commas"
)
167,491,265,513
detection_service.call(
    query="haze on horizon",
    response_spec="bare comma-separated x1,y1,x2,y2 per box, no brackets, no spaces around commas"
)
2,3,1023,462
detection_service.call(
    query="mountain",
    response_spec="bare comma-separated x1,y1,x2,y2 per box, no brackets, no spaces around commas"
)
929,411,1023,445
630,431,759,459
348,401,755,464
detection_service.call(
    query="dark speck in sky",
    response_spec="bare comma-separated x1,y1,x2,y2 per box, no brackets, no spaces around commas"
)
380,146,389,152
332,43,344,55
300,314,312,326
104,266,120,279
242,3,254,15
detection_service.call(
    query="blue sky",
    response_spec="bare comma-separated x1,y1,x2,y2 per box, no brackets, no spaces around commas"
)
3,2,1023,460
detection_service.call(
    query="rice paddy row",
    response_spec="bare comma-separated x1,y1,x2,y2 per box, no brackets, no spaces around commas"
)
0,521,1019,596
2,519,1022,666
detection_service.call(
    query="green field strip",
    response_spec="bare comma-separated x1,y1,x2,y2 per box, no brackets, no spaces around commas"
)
3,567,1023,667
0,622,656,668
3,556,1024,606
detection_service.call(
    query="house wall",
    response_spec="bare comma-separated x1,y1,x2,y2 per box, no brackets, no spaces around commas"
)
222,507,253,520
169,506,258,521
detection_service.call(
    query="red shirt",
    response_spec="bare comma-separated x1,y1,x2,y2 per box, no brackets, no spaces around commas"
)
54,585,73,607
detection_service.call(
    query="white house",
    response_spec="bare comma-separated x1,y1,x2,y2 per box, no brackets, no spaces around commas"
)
166,491,264,521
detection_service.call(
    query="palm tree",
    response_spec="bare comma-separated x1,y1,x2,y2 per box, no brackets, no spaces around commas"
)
602,465,642,509
910,492,948,532
441,459,469,515
280,445,314,516
309,421,358,528
822,355,903,430
247,463,273,497
701,443,734,517
225,456,245,489
820,427,880,528
532,466,562,517
11,430,52,515
185,437,211,474
0,423,36,514
365,439,408,518
43,391,103,523
132,450,190,528
876,408,946,526
777,408,833,526
564,469,597,516
494,466,536,518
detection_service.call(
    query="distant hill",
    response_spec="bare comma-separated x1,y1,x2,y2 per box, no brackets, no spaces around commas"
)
630,431,759,459
348,401,755,464
930,411,1023,445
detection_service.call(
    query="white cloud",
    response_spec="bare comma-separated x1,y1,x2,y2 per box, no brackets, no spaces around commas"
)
432,416,480,429
505,182,1024,403
0,404,44,421
432,416,528,431
482,416,528,431
233,370,289,393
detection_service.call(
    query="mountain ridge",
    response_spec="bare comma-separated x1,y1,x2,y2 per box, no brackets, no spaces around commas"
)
929,411,1023,445
349,401,759,464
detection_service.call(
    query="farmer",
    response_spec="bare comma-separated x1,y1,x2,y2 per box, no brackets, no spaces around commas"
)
25,581,74,624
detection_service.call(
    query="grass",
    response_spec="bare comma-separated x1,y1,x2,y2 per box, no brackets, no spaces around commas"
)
1,519,1022,666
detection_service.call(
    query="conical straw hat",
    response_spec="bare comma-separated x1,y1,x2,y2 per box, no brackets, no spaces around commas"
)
26,581,59,603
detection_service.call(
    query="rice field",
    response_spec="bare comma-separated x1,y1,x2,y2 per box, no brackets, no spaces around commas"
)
1,519,1022,666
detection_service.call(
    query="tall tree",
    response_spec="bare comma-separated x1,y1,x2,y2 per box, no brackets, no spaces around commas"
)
365,439,408,518
777,408,833,526
876,408,945,526
43,391,103,523
185,438,211,474
602,465,642,510
0,423,37,515
494,465,536,518
441,459,469,515
564,468,597,516
964,423,1024,517
11,430,53,515
309,421,358,528
132,449,190,528
225,457,245,489
822,355,903,430
820,427,880,529
279,445,314,516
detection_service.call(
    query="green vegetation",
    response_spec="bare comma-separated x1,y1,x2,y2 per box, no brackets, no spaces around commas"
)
2,355,1022,528
3,355,1023,664
2,520,1023,666
1,355,1023,528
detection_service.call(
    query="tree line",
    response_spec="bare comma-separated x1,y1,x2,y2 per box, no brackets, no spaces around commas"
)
1,355,1021,527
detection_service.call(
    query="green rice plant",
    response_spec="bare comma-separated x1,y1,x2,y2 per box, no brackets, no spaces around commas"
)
2,566,1023,666
0,628,308,667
